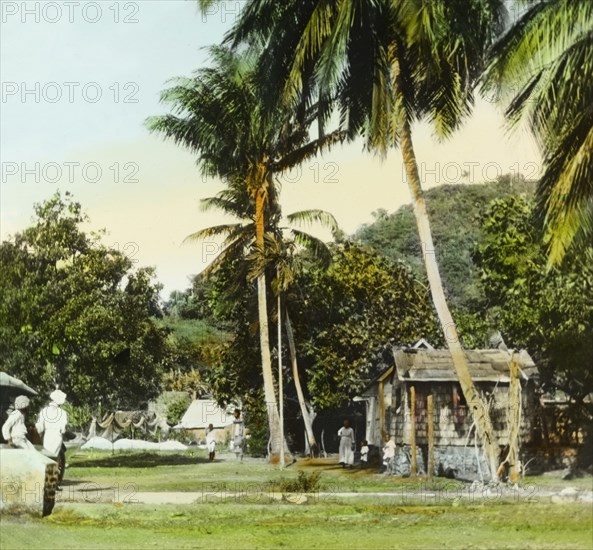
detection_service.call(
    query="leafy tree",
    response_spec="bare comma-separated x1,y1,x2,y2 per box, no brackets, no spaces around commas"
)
474,195,593,407
290,243,440,410
163,277,221,323
483,0,593,264
204,0,508,477
0,192,169,409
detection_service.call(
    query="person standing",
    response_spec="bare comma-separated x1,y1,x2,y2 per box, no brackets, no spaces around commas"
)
359,439,370,468
232,409,244,461
337,419,354,468
206,423,217,461
36,390,69,481
2,395,35,450
382,434,396,474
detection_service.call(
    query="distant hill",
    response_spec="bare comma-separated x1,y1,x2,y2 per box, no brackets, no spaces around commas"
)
354,176,536,309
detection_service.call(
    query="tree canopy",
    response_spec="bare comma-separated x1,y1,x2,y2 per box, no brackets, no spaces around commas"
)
474,194,593,401
483,0,593,264
0,193,169,409
193,243,438,411
355,176,537,309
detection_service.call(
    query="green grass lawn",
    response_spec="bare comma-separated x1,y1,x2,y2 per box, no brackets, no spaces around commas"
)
1,449,591,549
2,500,592,550
62,448,593,495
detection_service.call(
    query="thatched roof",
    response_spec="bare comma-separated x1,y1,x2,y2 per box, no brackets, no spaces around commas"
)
391,348,537,383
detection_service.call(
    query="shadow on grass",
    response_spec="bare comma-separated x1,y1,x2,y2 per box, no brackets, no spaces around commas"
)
69,452,208,469
60,479,92,487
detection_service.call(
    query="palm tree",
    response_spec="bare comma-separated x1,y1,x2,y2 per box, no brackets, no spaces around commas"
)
191,179,337,457
147,46,345,462
260,216,338,458
203,0,508,478
482,0,593,265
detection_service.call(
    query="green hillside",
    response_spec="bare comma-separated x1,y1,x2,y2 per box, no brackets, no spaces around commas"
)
354,176,536,309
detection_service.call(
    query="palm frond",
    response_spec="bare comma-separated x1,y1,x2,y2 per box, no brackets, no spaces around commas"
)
273,129,348,172
286,209,339,233
183,224,244,245
483,0,593,263
290,229,333,268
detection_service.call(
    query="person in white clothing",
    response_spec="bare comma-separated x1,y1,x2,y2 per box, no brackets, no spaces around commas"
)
36,389,69,480
359,439,370,468
206,423,217,461
231,409,244,461
382,434,396,474
2,395,34,450
337,419,355,467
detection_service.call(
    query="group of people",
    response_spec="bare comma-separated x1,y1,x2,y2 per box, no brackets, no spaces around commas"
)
337,419,397,473
2,389,70,480
4,397,396,474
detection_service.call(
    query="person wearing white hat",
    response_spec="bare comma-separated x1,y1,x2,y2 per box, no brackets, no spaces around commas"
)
2,395,35,450
36,389,69,479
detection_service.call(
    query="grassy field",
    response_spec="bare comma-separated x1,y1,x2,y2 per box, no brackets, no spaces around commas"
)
1,449,592,550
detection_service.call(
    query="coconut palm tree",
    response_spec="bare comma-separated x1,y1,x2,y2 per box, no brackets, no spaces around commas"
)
190,178,337,457
147,45,345,462
199,0,508,478
260,219,338,458
482,0,593,265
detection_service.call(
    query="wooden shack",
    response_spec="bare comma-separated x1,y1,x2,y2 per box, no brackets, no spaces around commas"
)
358,344,539,477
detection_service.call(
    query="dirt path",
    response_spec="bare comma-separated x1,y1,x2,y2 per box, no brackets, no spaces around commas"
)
56,483,593,506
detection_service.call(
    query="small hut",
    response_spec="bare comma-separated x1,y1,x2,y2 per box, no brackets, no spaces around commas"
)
358,344,539,477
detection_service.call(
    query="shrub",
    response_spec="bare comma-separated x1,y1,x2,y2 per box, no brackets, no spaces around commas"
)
277,471,322,493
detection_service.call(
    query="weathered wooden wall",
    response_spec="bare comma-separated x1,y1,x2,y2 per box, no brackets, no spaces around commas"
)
390,381,537,448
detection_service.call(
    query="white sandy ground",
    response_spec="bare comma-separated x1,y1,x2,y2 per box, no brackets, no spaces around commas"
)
80,437,188,452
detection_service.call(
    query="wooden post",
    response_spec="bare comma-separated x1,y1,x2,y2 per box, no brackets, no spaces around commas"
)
508,355,521,484
410,386,417,476
427,394,434,481
278,289,285,468
378,380,385,438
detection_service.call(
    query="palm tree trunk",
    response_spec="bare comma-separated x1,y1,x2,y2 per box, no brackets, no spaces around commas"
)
399,119,501,480
255,187,282,463
284,308,318,456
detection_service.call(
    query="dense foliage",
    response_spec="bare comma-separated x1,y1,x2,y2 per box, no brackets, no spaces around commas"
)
355,176,536,309
483,0,593,264
0,193,169,409
474,195,593,401
189,245,438,411
290,244,440,409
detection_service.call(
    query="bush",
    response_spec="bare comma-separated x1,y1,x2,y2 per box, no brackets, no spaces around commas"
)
244,405,269,457
276,471,322,493
166,395,191,426
62,403,94,432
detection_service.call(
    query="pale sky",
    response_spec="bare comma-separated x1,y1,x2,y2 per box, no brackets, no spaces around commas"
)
0,0,541,298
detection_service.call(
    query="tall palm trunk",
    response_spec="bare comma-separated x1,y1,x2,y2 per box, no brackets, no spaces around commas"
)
400,119,500,480
284,309,318,456
254,187,282,463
